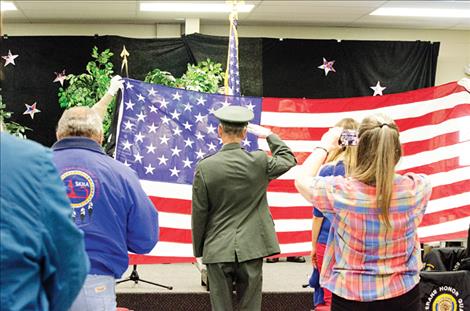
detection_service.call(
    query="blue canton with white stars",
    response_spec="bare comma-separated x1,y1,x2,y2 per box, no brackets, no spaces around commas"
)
115,78,262,185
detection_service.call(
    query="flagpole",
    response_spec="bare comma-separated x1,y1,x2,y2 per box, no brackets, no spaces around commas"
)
224,0,241,96
120,45,130,78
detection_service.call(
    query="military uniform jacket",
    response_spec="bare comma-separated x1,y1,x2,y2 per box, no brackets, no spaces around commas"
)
191,134,297,264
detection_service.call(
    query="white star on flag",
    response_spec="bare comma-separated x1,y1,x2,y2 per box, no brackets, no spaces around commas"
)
135,132,145,143
145,164,155,174
161,115,171,125
195,132,205,140
148,87,157,96
148,123,158,133
136,111,146,122
125,100,135,110
206,124,217,134
370,81,387,96
245,102,255,111
122,140,132,151
221,98,231,107
172,127,182,136
124,120,133,130
242,138,251,147
196,97,206,105
207,142,217,151
195,149,205,159
195,113,205,123
134,152,143,163
183,121,193,131
158,155,168,165
160,135,170,145
169,166,180,177
183,103,193,112
182,157,193,168
172,92,182,101
170,110,181,120
146,143,156,154
171,146,182,157
137,94,145,102
126,81,134,89
149,105,158,113
184,138,194,148
159,98,169,109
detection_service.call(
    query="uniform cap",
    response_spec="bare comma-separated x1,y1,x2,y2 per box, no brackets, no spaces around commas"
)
213,106,254,124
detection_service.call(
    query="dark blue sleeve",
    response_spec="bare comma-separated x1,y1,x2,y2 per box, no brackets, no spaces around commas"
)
313,207,324,217
125,170,159,254
40,150,89,311
312,165,335,218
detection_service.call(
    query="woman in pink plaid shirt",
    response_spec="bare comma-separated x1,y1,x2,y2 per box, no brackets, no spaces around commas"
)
295,114,432,311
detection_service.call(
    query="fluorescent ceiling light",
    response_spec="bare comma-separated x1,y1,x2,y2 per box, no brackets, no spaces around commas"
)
370,7,470,18
140,2,254,13
1,1,17,11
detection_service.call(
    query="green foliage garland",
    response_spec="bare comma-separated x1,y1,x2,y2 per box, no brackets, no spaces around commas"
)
0,95,31,138
58,47,115,141
144,59,224,94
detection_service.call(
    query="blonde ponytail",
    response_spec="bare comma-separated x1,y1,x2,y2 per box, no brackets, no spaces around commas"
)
352,114,401,227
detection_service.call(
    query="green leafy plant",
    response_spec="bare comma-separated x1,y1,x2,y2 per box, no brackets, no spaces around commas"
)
178,59,224,93
144,68,177,87
144,59,224,94
58,47,115,141
0,96,31,138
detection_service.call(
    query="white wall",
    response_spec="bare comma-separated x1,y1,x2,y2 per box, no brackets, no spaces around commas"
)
4,22,470,85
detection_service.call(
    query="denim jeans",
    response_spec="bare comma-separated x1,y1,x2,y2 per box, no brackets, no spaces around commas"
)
69,275,116,311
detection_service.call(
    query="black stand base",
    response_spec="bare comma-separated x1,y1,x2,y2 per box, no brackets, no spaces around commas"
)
116,265,173,290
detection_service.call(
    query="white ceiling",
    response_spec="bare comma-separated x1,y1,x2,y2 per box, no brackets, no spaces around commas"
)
3,1,470,30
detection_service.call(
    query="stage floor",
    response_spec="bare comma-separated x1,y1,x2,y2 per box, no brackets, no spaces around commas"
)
116,258,313,293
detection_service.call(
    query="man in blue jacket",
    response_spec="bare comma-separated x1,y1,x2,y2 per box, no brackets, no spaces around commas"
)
51,78,159,310
1,130,89,311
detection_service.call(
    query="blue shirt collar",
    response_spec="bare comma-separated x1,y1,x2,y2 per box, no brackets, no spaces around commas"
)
52,137,105,155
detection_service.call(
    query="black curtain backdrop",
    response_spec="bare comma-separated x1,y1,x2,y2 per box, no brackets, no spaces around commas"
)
0,34,439,147
262,38,439,98
184,33,263,96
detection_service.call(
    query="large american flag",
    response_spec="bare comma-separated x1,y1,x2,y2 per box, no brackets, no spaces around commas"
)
115,78,470,264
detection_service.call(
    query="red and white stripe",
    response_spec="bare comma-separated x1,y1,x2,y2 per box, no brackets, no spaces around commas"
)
131,82,470,264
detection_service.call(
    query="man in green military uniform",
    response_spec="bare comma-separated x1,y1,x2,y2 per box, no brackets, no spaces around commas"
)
191,106,297,311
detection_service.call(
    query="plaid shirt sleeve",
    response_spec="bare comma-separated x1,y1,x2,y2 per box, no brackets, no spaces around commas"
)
310,176,338,215
406,173,432,225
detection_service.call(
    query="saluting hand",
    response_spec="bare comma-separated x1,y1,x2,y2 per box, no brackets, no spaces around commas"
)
247,123,273,138
319,127,343,152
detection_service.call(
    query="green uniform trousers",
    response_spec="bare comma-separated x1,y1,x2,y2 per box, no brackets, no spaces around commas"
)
206,258,263,311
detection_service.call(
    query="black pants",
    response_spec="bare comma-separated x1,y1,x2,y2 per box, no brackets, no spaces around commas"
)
331,284,420,311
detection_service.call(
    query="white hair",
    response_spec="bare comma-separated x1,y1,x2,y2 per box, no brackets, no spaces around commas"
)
56,106,103,142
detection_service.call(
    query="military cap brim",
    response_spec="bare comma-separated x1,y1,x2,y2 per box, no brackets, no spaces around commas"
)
213,106,254,124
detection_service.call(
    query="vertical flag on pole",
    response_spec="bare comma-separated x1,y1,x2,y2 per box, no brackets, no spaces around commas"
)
224,1,241,96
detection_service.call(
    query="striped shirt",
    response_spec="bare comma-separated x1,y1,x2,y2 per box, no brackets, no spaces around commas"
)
311,173,432,301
